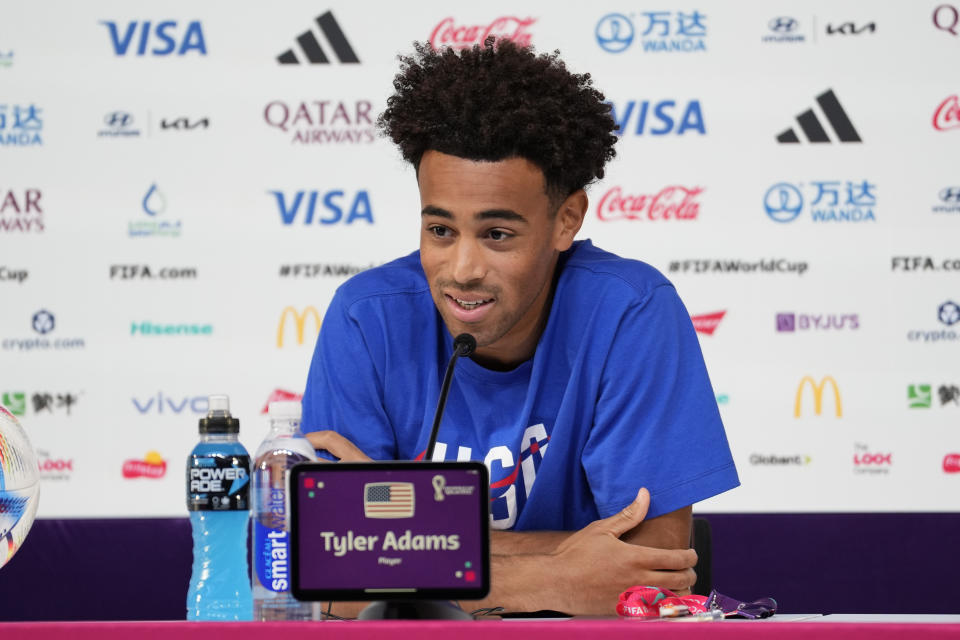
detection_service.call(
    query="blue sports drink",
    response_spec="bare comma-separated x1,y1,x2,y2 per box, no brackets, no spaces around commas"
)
186,395,252,621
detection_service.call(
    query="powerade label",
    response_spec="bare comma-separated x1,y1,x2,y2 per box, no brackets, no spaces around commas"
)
254,486,289,592
187,454,250,511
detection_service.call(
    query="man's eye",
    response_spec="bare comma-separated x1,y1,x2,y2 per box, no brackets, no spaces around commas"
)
428,225,449,237
488,229,511,241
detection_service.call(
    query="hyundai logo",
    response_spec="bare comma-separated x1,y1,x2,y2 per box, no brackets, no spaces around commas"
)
596,13,634,53
939,187,960,203
764,183,804,222
769,17,798,33
104,111,134,128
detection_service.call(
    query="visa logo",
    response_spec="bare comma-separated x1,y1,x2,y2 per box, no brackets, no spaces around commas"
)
132,393,208,414
609,100,706,136
100,21,207,56
270,190,374,225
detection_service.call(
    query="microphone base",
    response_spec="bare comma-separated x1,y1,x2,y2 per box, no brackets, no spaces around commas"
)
357,600,474,620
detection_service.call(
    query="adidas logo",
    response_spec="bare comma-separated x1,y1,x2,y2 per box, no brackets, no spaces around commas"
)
776,89,861,143
278,11,359,64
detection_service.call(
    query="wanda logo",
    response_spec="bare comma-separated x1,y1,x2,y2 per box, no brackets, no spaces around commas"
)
934,95,960,131
597,186,703,221
429,16,536,50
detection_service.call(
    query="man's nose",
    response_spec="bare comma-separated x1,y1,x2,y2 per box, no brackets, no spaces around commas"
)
451,239,486,284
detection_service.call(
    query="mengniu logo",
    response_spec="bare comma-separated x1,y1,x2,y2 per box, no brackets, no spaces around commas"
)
132,392,207,414
0,104,43,147
261,389,303,413
691,311,725,336
595,11,707,54
609,100,705,136
271,190,373,225
2,391,81,416
0,188,43,232
794,376,842,418
776,89,861,143
853,443,891,475
277,11,358,64
597,186,702,221
277,306,321,347
933,4,959,36
907,383,960,408
764,180,876,223
776,313,860,332
264,100,374,144
100,20,206,56
933,95,960,131
944,454,960,474
129,183,181,237
1,311,86,352
429,16,536,50
122,451,167,479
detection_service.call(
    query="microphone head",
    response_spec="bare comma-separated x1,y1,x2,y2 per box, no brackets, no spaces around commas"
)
453,333,476,356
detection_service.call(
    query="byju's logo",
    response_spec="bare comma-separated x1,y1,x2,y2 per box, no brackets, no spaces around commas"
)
596,11,707,53
609,100,705,135
277,307,321,347
430,16,535,50
776,89,861,143
0,104,43,147
270,190,373,225
935,187,960,213
933,95,960,131
763,17,805,43
263,100,374,144
905,302,960,343
794,376,842,418
277,12,358,64
98,111,141,137
826,21,876,36
691,311,725,336
764,181,877,223
0,188,43,232
776,313,860,332
132,393,207,414
933,4,959,36
129,183,182,237
597,186,702,221
100,20,207,56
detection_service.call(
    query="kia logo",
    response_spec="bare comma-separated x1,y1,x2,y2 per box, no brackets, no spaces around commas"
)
769,17,798,33
764,183,803,222
104,111,134,128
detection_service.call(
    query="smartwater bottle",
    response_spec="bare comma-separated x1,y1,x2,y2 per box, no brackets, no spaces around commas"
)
186,394,253,621
251,400,318,620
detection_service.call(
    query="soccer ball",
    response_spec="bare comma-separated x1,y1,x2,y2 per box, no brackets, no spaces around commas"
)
0,404,40,570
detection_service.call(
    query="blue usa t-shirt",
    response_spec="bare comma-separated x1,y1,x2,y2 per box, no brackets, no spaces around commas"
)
303,240,738,531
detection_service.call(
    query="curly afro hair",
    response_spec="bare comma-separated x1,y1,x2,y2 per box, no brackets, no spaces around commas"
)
377,38,618,202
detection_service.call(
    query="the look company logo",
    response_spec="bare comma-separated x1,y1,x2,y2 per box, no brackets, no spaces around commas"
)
609,100,705,136
944,454,960,474
794,376,842,418
277,306,321,348
429,16,536,50
264,100,374,144
933,95,959,131
764,180,876,223
2,391,81,417
853,443,892,475
277,12,358,64
129,183,182,238
271,190,373,225
935,187,960,213
906,301,960,343
101,20,206,56
595,11,707,54
132,393,207,415
597,186,702,221
0,104,43,147
776,312,860,332
98,112,209,138
907,383,960,409
749,454,811,466
37,449,74,482
933,4,959,36
691,311,725,336
1,311,86,352
0,188,43,232
776,89,861,143
122,451,167,479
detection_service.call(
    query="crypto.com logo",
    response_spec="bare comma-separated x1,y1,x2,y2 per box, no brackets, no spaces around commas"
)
277,306,321,347
764,183,803,222
794,376,843,417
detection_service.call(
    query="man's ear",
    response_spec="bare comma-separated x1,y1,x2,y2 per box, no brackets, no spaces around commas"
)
553,189,588,251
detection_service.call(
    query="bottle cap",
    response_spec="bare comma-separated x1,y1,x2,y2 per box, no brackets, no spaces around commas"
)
268,401,302,420
208,394,230,413
199,394,240,434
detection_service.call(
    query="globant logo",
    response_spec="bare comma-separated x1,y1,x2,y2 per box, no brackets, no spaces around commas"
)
0,188,44,232
944,454,960,474
264,100,374,144
36,449,75,482
129,183,181,238
1,311,86,352
597,186,702,221
595,11,707,54
763,17,805,43
691,311,725,336
609,100,705,136
0,104,43,147
933,95,960,131
906,301,960,343
122,451,167,479
430,16,536,50
130,322,213,336
749,454,811,466
270,190,373,225
764,180,877,223
776,313,860,332
853,443,892,475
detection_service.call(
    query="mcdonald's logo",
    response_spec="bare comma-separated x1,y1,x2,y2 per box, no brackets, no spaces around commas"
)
794,376,843,417
277,306,321,347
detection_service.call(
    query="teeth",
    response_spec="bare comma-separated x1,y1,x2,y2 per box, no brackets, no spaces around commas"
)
454,297,490,309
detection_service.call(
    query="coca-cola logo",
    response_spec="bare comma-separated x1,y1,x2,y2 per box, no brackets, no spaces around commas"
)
122,451,167,479
597,186,703,222
853,452,892,466
691,311,726,336
429,16,536,50
933,95,960,131
944,453,960,473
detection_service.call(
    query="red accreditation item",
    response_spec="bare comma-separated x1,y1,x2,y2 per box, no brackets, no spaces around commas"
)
615,586,709,618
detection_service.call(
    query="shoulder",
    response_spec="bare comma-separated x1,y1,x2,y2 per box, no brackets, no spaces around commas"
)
333,250,431,313
559,240,675,308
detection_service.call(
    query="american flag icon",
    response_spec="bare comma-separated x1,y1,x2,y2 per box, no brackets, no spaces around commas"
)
363,482,415,519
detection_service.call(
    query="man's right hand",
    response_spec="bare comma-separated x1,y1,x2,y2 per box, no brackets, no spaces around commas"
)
305,430,372,462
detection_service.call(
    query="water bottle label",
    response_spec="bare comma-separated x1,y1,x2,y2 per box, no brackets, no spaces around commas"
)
187,454,250,511
254,502,290,593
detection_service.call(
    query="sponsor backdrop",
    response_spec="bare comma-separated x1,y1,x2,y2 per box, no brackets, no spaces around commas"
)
1,0,958,519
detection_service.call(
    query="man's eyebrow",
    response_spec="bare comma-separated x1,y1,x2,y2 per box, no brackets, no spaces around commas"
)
420,206,528,224
421,205,452,219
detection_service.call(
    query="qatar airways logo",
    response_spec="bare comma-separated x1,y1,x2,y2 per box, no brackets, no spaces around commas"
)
429,16,536,50
597,186,702,222
934,95,960,131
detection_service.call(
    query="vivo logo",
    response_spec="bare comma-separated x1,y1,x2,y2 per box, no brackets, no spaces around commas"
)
132,393,208,414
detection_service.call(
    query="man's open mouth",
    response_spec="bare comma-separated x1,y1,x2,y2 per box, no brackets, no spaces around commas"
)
452,296,494,310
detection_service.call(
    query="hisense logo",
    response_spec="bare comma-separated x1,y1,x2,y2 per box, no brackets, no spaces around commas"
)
130,322,212,336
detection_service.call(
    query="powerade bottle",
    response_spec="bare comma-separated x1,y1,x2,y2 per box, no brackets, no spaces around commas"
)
186,394,253,621
251,401,317,621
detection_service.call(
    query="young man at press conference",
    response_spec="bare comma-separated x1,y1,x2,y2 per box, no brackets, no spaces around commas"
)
302,39,738,616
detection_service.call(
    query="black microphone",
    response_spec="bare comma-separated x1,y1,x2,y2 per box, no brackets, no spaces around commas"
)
424,334,476,461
